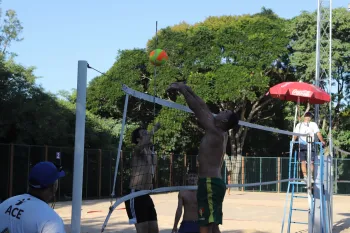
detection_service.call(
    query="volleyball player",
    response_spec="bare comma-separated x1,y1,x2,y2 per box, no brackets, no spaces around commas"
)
167,82,239,233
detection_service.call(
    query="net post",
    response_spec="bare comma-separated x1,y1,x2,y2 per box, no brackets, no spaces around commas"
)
120,150,124,197
71,60,88,233
111,94,129,198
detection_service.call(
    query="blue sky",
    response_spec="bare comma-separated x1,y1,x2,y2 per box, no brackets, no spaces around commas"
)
2,0,349,94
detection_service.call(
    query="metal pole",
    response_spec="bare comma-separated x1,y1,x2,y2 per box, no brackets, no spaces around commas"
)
260,158,262,192
111,94,129,197
307,138,313,233
328,1,334,229
334,158,337,194
71,60,88,233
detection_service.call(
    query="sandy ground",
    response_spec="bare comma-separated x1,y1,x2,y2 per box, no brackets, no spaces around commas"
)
54,191,350,233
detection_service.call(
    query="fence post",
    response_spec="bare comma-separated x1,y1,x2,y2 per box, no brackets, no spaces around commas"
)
334,158,338,194
58,147,62,201
170,153,173,186
277,157,281,193
85,150,89,199
109,150,112,196
45,145,48,161
183,153,187,185
156,161,159,188
259,157,262,192
9,144,14,197
27,146,31,188
98,149,102,199
241,156,245,192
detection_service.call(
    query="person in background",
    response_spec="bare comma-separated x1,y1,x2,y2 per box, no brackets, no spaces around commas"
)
293,111,326,182
223,154,232,195
172,170,200,233
0,161,66,233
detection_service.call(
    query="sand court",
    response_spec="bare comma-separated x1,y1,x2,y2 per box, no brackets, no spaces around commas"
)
53,191,350,233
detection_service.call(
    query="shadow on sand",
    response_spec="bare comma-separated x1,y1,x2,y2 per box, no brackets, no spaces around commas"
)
332,214,350,233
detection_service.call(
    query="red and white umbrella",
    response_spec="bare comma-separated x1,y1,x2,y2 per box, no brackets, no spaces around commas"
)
267,81,330,104
267,81,331,129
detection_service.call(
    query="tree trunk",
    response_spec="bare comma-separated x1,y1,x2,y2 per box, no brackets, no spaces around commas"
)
228,95,273,191
322,118,326,131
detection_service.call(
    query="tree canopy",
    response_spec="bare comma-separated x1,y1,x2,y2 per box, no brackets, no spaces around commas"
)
87,10,298,156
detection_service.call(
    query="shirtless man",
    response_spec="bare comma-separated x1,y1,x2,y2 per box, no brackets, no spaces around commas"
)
125,123,161,233
172,170,200,233
167,82,239,233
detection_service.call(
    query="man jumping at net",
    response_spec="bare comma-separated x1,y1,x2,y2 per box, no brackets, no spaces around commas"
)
167,82,239,233
172,170,200,233
125,122,161,233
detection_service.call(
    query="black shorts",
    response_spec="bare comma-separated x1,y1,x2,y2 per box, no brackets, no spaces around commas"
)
125,189,157,224
297,144,316,162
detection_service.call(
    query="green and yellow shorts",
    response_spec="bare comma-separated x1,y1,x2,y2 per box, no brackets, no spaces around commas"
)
197,177,226,226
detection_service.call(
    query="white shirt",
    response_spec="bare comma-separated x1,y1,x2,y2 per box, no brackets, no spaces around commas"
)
293,121,320,143
0,194,66,233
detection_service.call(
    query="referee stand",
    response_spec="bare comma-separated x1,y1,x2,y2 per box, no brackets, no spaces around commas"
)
281,138,332,233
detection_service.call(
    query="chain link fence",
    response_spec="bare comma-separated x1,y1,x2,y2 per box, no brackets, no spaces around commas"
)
0,143,349,202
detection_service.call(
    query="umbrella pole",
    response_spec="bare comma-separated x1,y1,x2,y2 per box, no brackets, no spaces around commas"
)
293,97,301,133
293,104,298,130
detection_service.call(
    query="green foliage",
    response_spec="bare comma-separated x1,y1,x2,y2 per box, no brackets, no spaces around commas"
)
0,7,23,57
87,9,294,156
288,8,350,126
0,5,119,150
288,7,350,164
0,58,120,148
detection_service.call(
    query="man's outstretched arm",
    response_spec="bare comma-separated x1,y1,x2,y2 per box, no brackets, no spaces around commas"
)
149,122,161,136
167,82,214,130
134,122,161,155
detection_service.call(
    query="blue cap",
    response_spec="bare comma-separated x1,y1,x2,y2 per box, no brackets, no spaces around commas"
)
29,161,65,189
304,112,314,117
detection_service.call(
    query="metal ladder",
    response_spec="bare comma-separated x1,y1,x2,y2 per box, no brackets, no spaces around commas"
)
281,141,314,233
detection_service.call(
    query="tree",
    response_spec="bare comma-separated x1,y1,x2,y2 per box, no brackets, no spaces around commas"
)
288,8,350,129
0,58,120,148
86,9,295,187
0,7,23,56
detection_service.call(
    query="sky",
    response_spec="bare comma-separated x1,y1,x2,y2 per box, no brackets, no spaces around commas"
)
2,0,349,94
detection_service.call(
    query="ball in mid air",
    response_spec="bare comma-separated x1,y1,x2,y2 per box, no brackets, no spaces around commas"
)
149,49,168,66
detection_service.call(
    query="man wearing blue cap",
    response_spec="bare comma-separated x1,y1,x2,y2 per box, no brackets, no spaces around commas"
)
0,161,66,233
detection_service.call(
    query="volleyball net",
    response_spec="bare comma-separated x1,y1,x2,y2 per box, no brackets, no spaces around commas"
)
101,84,333,232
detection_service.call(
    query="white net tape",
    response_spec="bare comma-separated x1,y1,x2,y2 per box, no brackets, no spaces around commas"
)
101,85,309,232
122,85,308,138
